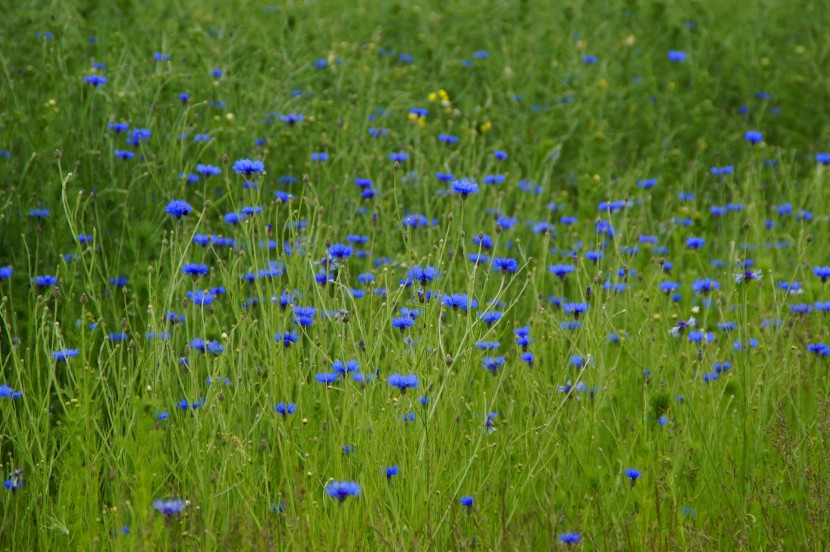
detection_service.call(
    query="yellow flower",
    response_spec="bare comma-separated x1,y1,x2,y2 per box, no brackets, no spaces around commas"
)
428,92,437,102
479,120,492,133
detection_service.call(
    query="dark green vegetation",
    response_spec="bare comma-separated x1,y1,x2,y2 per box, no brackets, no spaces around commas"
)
1,0,830,550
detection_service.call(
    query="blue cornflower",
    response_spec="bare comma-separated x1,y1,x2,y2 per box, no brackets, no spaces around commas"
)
473,234,493,249
325,481,360,502
817,153,830,165
637,178,657,189
791,303,812,315
686,237,705,249
182,263,208,277
153,499,187,516
480,311,502,326
332,360,359,376
659,281,680,295
667,50,686,62
127,129,151,146
328,243,352,260
51,349,79,362
275,331,299,347
280,113,303,125
388,374,418,393
84,75,107,87
492,257,519,273
558,532,581,545
275,402,296,417
549,264,575,279
494,150,508,160
391,317,415,331
734,338,760,350
625,468,641,485
441,293,478,311
311,152,329,161
807,343,830,356
34,275,58,287
481,356,505,374
483,174,505,185
570,355,587,368
232,159,265,176
315,373,340,385
813,267,830,282
3,469,23,491
585,250,603,263
563,302,589,319
520,352,534,365
691,278,720,295
745,130,763,144
114,149,134,160
389,152,408,162
0,384,22,399
385,465,399,479
187,290,215,306
438,134,458,145
0,266,11,279
451,178,479,198
153,52,170,61
196,164,221,176
212,68,222,78
460,496,473,508
165,200,192,219
108,122,130,133
28,208,50,219
688,330,715,343
406,266,439,285
475,341,500,351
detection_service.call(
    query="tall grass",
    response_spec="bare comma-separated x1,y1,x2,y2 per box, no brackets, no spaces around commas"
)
1,0,830,549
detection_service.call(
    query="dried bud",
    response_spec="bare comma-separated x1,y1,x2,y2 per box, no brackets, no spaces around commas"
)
81,293,89,304
55,149,62,159
222,153,229,163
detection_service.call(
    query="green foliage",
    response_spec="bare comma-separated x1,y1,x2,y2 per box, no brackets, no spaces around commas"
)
1,0,830,549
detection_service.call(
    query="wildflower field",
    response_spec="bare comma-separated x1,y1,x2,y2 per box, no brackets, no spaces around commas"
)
2,0,830,549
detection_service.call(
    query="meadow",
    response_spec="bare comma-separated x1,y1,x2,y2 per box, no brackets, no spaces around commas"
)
1,0,830,549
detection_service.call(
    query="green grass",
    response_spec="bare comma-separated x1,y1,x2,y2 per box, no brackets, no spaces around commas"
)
1,0,830,549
